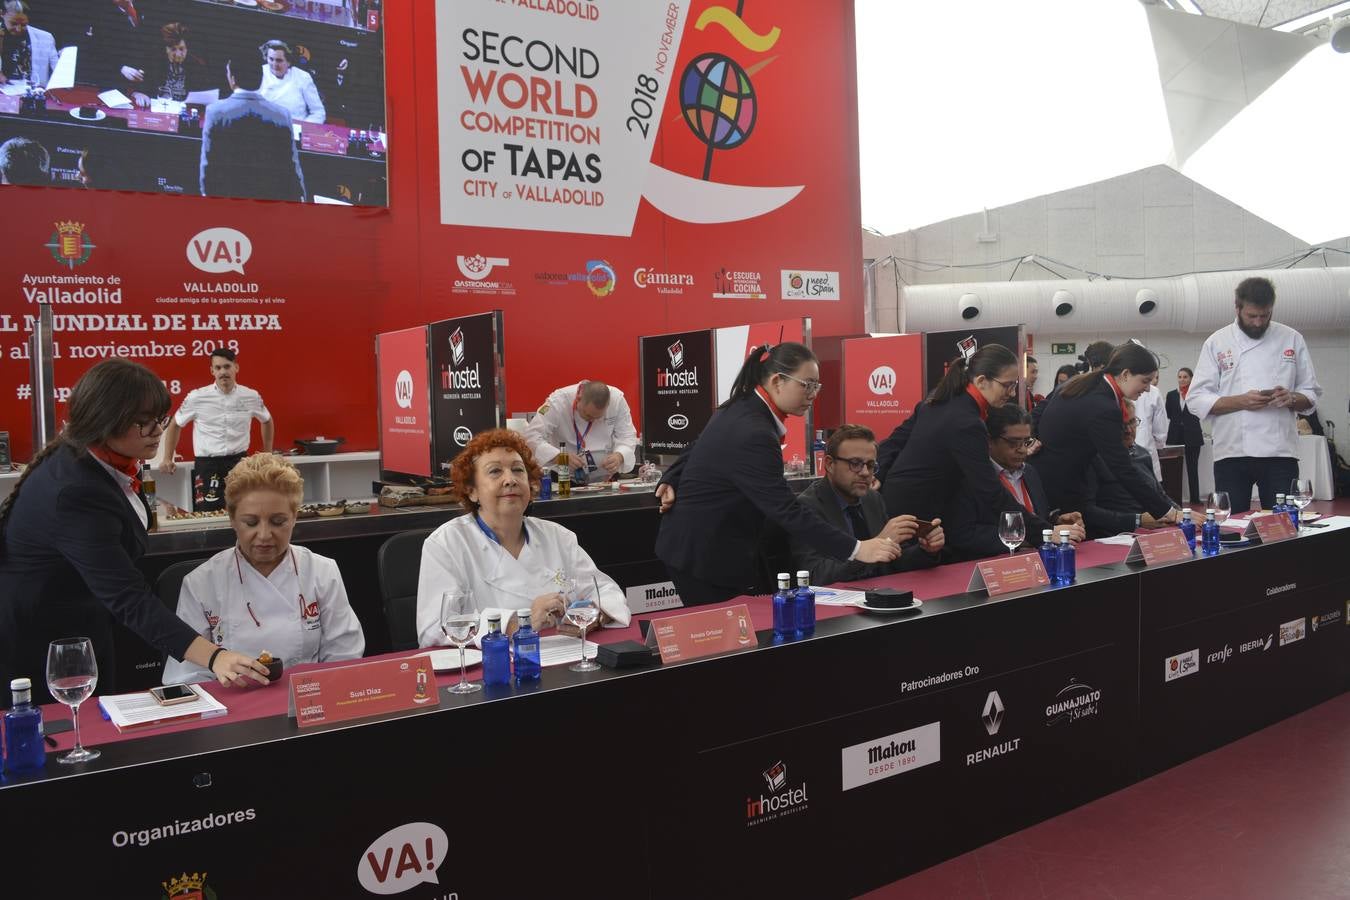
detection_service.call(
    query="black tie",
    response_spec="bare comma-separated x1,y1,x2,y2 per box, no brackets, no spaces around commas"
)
845,504,870,540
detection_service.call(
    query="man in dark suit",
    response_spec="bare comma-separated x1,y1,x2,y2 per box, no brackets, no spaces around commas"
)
946,405,1085,560
790,424,943,583
80,0,156,92
1082,398,1181,538
199,54,306,202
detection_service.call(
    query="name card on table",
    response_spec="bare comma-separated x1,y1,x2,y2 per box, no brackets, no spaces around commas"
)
643,604,756,664
1124,528,1194,565
1246,513,1296,543
299,123,349,155
125,110,180,133
0,94,21,115
966,552,1050,596
290,656,438,728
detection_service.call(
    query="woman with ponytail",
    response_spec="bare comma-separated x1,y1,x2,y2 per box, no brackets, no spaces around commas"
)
0,359,269,705
654,342,900,605
881,344,1058,541
1031,342,1177,525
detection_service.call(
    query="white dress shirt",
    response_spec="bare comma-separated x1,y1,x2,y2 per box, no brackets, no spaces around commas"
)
162,545,365,684
259,65,326,123
91,454,147,529
1132,384,1170,480
990,457,1031,510
415,515,631,649
523,382,639,480
174,383,271,457
1186,320,1322,461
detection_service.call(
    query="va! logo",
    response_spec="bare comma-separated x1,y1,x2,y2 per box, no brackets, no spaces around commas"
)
358,822,450,895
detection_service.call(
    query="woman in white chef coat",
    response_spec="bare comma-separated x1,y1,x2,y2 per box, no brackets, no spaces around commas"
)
163,454,365,685
415,429,630,648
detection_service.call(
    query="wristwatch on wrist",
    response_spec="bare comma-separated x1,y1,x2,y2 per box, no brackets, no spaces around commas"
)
1135,513,1142,529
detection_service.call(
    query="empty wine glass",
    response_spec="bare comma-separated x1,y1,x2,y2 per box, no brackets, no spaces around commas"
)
566,577,601,672
1289,479,1313,532
998,511,1026,555
1208,492,1231,524
46,637,100,764
440,590,480,695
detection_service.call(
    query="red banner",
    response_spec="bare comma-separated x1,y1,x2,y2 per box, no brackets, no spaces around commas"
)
376,326,432,478
840,334,923,439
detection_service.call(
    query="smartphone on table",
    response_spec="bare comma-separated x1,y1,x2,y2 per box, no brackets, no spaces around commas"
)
149,684,197,706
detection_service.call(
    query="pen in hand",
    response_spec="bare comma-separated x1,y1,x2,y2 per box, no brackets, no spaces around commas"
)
44,735,58,748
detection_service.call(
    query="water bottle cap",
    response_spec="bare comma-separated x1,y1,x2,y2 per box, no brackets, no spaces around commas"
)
1042,529,1053,538
1205,508,1215,514
1058,529,1071,538
795,570,810,580
777,572,790,580
9,677,30,691
486,613,501,624
516,608,532,623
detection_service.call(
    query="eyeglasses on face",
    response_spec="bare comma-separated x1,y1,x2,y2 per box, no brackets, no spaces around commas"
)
989,377,1020,395
778,372,824,394
136,415,172,436
996,436,1036,449
830,456,879,474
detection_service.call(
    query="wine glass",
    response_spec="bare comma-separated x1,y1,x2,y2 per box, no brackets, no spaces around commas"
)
440,590,481,695
1289,479,1313,532
1207,492,1231,524
46,637,100,764
565,577,601,672
998,511,1026,555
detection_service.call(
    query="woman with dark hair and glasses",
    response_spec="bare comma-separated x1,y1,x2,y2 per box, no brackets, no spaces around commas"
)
1032,342,1177,525
881,344,1052,538
655,342,900,606
0,359,269,705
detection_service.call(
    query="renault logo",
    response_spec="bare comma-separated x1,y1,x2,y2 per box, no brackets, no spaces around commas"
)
982,690,1005,736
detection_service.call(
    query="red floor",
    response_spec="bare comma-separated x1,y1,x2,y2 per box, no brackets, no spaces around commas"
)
865,499,1350,900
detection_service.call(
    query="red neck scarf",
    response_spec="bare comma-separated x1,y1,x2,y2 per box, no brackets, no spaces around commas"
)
998,468,1034,514
1104,375,1130,423
965,383,990,421
88,445,142,493
1179,385,1189,400
754,385,790,449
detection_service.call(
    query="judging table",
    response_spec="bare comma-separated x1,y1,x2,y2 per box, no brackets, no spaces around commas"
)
6,515,1347,898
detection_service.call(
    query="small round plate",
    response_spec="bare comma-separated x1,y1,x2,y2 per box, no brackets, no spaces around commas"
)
424,648,482,671
69,108,107,121
1220,537,1252,548
1301,512,1322,522
856,599,922,614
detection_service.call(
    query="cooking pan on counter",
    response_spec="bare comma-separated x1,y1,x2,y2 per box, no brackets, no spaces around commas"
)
294,436,345,455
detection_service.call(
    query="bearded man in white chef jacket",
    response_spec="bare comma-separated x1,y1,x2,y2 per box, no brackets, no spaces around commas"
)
523,380,638,484
1186,276,1322,513
163,454,364,684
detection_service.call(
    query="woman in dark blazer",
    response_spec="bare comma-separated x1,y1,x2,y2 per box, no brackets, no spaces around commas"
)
1165,366,1203,503
1031,343,1176,524
655,342,900,606
881,344,1050,538
0,360,268,705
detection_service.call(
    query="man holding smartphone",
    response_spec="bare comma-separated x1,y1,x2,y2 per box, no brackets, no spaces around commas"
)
1186,277,1322,512
789,424,945,583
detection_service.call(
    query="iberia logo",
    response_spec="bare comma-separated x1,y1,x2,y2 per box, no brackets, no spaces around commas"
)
586,259,616,297
46,221,94,269
161,871,216,900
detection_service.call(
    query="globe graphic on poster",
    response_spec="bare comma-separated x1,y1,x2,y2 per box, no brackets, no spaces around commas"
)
680,53,757,179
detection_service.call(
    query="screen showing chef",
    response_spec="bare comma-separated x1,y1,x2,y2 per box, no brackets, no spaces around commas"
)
0,0,387,206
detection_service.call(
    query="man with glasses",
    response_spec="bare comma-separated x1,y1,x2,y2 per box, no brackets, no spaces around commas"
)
158,348,273,512
1081,398,1179,538
945,405,1084,560
524,379,638,484
790,424,945,583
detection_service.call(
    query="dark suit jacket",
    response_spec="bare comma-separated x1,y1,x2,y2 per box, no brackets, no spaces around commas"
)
1031,377,1173,519
200,90,306,201
945,462,1051,560
1165,389,1202,447
0,444,197,704
1080,446,1178,538
881,392,1047,536
874,410,916,488
789,478,938,583
656,394,855,589
80,0,158,90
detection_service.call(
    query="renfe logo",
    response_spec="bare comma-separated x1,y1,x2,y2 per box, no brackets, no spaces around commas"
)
869,365,896,396
394,370,413,410
840,722,940,791
187,227,251,275
357,821,449,895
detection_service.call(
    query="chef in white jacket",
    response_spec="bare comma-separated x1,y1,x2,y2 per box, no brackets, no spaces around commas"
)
1132,372,1171,480
163,455,364,684
524,380,638,484
1186,276,1322,512
416,430,630,648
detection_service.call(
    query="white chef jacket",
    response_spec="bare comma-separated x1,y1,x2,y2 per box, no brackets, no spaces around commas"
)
174,383,271,458
1186,320,1322,462
162,545,365,684
523,382,639,482
415,514,631,649
259,65,326,123
1132,384,1170,480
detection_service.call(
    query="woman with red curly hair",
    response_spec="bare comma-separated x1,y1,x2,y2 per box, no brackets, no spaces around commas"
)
415,429,630,647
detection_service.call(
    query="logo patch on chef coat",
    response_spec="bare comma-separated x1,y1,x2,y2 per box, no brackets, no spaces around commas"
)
301,596,320,629
1217,349,1235,373
537,403,551,416
1282,348,1295,362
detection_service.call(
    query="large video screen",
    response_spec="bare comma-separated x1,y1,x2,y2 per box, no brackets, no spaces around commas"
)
0,0,387,205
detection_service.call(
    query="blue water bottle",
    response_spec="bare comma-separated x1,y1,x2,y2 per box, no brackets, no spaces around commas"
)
1273,493,1286,518
1039,528,1058,580
3,678,45,777
793,570,816,638
1284,495,1300,530
539,469,552,500
1201,508,1220,556
481,614,511,687
812,430,828,477
772,573,796,643
1055,530,1076,585
512,608,541,683
1179,510,1196,553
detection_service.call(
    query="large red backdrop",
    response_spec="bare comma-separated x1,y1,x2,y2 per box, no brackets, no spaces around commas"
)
0,1,864,461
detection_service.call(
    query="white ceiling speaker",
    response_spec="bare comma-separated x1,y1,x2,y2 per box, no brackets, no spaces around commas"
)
1136,288,1159,316
1052,289,1075,317
959,292,982,320
1332,19,1350,52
